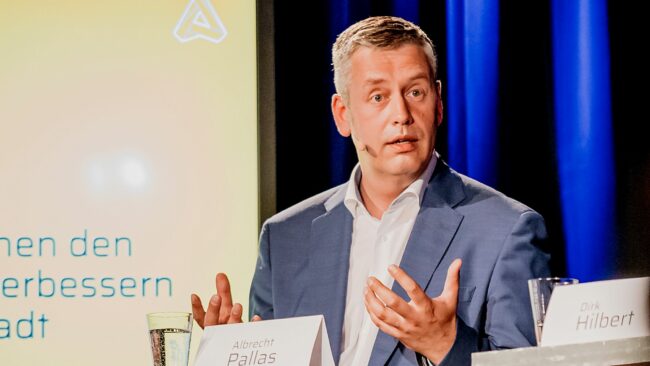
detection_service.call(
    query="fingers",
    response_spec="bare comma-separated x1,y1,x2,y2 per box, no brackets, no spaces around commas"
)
216,273,234,324
192,295,252,327
191,294,206,329
227,303,244,324
365,279,407,329
366,276,410,315
199,273,253,326
441,259,462,305
366,303,402,340
388,265,429,305
204,294,222,327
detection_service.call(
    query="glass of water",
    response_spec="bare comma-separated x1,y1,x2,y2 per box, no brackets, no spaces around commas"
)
528,277,578,345
147,312,192,366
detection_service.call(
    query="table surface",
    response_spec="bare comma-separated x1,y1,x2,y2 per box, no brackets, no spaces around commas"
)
471,336,650,366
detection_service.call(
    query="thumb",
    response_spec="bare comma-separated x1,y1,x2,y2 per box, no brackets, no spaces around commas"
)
441,259,462,305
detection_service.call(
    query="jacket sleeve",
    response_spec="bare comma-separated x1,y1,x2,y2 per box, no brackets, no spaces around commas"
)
437,210,551,365
483,210,550,349
248,222,275,321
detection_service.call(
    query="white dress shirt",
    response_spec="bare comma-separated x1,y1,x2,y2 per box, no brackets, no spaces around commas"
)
338,153,438,366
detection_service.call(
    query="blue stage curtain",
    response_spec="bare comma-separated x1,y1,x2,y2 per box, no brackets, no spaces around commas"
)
445,0,500,187
326,0,359,186
551,0,616,281
392,0,419,23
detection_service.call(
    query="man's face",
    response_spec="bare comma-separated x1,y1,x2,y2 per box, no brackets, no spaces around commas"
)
332,44,443,181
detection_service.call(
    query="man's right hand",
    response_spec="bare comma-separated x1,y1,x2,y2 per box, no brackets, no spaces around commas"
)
191,272,261,329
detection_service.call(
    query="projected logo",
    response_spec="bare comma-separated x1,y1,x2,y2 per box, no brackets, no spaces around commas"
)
173,0,227,44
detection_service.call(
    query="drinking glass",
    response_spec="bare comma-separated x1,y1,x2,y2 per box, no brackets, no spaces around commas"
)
528,277,578,345
147,312,193,366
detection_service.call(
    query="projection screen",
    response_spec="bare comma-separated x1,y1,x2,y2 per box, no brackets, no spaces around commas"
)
0,0,258,364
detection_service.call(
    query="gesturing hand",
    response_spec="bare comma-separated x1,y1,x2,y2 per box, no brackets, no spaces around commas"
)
191,273,261,329
364,259,462,365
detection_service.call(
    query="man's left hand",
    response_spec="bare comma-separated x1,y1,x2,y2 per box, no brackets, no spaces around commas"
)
364,259,462,365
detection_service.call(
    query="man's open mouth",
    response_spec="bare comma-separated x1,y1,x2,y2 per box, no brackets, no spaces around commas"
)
388,136,417,144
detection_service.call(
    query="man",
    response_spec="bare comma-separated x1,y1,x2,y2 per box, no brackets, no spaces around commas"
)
191,16,550,365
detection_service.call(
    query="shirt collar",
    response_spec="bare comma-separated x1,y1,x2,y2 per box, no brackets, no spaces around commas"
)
343,151,438,218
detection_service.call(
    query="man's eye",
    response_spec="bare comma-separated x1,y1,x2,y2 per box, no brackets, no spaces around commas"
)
372,94,383,102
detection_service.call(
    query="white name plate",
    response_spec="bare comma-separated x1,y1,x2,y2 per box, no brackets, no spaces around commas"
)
541,276,650,346
194,315,334,366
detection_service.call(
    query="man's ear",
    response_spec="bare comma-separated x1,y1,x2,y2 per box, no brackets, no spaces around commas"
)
435,80,444,127
331,94,351,137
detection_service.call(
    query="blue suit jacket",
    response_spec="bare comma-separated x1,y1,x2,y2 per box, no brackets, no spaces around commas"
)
249,160,550,365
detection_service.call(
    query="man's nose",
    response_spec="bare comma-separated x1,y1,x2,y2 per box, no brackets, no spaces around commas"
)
391,96,412,125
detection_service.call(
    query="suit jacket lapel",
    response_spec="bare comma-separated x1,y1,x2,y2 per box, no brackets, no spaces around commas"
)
303,186,352,364
369,161,466,365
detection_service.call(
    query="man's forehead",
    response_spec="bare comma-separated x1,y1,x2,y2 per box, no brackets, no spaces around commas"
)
350,51,432,85
350,45,430,71
350,43,426,59
359,72,430,86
